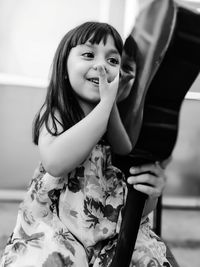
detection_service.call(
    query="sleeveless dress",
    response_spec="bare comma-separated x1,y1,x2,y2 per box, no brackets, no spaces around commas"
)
0,141,171,267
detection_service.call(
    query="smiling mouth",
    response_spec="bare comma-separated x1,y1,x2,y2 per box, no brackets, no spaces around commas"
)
87,78,99,85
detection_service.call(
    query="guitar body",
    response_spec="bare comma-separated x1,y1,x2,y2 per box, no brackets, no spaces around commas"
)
111,1,200,266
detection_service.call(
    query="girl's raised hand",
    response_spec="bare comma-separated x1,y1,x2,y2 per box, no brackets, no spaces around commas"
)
97,65,119,103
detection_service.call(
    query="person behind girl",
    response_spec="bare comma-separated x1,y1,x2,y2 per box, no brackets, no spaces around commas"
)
0,22,170,267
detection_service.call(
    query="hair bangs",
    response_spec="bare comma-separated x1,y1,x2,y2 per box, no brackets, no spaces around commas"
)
70,22,123,55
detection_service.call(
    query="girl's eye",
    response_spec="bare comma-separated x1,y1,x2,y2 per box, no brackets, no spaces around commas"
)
108,57,120,65
82,52,94,59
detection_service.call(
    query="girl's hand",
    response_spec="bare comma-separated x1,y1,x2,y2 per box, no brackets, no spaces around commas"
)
127,162,166,198
97,65,119,103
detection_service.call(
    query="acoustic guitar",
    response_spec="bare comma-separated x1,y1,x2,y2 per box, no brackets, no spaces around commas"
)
111,0,200,266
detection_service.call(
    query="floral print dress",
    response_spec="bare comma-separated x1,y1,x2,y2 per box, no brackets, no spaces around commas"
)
0,141,171,267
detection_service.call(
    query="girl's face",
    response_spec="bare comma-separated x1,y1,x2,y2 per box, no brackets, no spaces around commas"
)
67,35,121,111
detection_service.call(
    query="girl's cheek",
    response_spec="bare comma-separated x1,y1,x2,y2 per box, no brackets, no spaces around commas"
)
109,75,117,83
113,68,120,80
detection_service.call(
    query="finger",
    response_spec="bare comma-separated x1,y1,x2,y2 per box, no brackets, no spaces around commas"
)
133,184,160,198
129,162,162,177
127,174,157,186
154,161,166,177
160,156,171,169
110,73,119,87
97,65,107,86
106,73,119,98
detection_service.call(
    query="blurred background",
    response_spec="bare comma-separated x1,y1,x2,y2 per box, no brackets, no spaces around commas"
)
0,0,200,266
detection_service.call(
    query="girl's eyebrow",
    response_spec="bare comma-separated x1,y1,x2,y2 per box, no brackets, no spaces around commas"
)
107,49,120,56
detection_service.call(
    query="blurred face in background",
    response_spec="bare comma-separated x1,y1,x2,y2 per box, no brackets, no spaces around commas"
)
118,36,137,102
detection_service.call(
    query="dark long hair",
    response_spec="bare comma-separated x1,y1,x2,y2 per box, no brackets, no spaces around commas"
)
33,21,123,145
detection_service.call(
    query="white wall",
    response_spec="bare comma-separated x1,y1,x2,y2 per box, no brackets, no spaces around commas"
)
0,0,135,81
0,84,46,189
0,0,103,80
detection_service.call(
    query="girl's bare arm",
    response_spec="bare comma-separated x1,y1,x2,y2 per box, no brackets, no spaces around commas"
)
39,66,118,177
106,102,132,155
39,98,114,177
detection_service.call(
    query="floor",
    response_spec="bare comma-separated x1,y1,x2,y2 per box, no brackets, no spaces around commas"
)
162,208,200,267
0,201,200,266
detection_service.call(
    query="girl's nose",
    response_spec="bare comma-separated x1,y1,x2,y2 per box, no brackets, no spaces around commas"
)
93,64,108,73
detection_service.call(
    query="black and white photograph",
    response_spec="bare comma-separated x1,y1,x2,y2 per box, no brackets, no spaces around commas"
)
0,1,200,266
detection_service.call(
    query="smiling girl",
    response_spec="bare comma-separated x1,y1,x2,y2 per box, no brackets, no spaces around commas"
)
0,22,171,267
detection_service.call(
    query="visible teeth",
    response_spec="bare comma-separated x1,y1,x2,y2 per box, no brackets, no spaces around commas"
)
89,78,99,84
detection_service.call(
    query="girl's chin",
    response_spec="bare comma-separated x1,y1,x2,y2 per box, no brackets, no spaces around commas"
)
86,98,101,107
85,94,101,104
